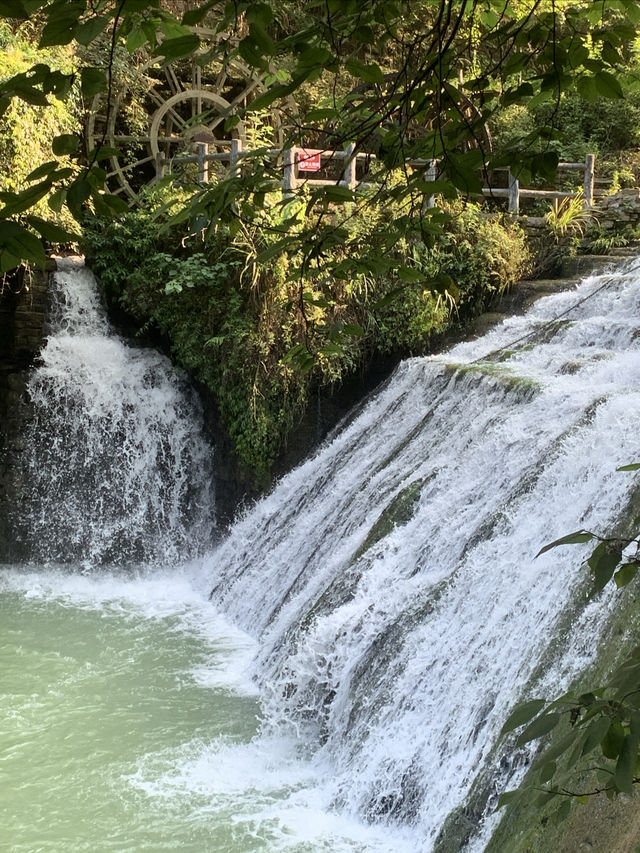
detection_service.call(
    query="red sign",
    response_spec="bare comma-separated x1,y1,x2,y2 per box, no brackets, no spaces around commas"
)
297,149,322,172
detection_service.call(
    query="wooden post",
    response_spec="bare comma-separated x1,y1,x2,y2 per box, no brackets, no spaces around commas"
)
230,137,242,178
426,159,437,209
155,151,166,180
343,142,357,189
283,147,297,194
583,153,595,208
197,142,208,183
508,170,519,215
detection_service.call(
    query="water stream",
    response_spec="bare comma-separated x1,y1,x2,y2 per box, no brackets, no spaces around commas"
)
3,257,640,851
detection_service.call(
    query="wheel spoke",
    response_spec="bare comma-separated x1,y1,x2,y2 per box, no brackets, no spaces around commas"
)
165,66,182,96
227,78,261,111
213,68,227,93
112,135,152,143
148,89,188,129
106,155,154,179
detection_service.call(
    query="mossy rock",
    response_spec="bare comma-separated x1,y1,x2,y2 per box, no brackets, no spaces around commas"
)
355,478,425,560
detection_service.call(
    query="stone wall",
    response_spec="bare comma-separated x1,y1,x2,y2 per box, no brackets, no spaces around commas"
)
595,187,640,230
517,189,640,239
0,264,52,560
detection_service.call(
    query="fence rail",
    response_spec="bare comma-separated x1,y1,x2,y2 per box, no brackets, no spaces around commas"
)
158,141,595,213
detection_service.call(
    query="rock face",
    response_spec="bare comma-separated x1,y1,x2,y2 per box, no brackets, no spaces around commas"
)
0,265,51,560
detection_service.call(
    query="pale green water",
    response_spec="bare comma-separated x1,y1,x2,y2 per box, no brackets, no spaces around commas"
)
0,568,413,853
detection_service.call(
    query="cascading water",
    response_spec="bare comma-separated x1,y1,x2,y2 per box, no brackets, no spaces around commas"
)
3,256,640,852
208,259,640,850
12,257,215,566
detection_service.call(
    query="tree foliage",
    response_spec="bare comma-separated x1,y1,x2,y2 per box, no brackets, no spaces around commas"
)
0,0,639,277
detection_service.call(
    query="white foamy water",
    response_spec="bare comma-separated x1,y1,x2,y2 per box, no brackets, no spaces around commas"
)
15,258,215,567
208,260,640,850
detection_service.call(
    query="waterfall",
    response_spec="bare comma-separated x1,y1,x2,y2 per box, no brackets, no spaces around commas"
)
13,258,215,567
208,260,640,850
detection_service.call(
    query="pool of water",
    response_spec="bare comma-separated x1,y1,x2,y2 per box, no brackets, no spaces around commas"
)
0,566,414,853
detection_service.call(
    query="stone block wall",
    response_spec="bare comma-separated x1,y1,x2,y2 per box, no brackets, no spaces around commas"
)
595,187,640,230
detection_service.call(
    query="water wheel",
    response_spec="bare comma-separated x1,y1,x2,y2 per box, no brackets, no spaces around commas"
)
87,29,294,202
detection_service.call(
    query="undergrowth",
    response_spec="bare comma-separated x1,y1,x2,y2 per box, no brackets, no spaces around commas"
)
82,186,528,480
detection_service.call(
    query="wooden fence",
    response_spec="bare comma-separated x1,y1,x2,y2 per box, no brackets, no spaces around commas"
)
158,142,595,213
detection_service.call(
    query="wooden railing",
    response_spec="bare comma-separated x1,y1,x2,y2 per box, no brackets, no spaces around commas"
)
158,142,595,212
481,155,595,213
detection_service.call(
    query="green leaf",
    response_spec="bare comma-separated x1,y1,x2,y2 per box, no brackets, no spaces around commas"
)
47,187,65,213
11,82,48,107
160,19,192,39
25,160,58,182
516,712,561,747
323,185,355,203
588,542,623,594
0,220,46,270
551,799,571,826
602,41,622,66
345,57,385,85
618,463,640,471
126,27,148,53
86,146,120,163
607,660,640,697
501,699,548,736
594,71,624,99
25,216,77,243
248,22,275,56
353,25,375,44
0,181,51,217
602,721,625,760
305,107,339,122
66,179,92,219
615,734,636,792
75,14,110,46
576,74,600,103
238,36,268,69
247,84,296,112
621,0,640,26
480,9,500,28
496,789,520,809
39,15,75,47
52,134,79,156
581,716,612,756
427,273,458,299
342,323,365,337
614,561,640,588
397,267,424,283
536,530,594,557
320,342,343,356
157,33,200,61
539,761,556,783
0,0,28,16
297,47,334,70
182,0,217,26
81,68,107,98
246,2,273,26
